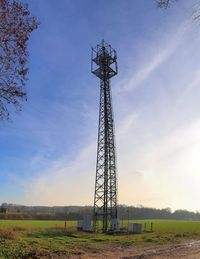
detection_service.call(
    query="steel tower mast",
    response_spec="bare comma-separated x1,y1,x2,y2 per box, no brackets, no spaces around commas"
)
91,40,118,232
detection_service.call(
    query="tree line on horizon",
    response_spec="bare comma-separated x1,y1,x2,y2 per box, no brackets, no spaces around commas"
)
0,203,200,221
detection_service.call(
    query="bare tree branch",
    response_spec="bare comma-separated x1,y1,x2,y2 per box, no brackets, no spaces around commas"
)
0,0,38,120
156,0,178,9
156,0,200,23
192,2,200,22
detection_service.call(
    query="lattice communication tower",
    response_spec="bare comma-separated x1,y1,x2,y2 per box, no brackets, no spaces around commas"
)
91,40,118,232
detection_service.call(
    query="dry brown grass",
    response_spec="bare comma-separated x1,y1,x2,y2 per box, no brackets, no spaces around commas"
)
0,228,18,239
12,226,27,232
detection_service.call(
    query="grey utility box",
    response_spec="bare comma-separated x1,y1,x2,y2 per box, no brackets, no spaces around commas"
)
82,215,92,232
128,223,142,233
111,218,120,231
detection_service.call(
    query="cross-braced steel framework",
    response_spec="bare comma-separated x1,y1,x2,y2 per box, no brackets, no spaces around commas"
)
91,40,118,232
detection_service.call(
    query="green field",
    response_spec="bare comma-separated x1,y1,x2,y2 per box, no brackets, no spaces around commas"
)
1,219,200,233
0,219,199,258
0,219,77,230
130,220,200,233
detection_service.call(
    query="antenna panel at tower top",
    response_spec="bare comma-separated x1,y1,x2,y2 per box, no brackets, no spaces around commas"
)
91,40,118,80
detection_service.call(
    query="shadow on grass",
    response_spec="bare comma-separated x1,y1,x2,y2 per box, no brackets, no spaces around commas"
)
26,228,77,238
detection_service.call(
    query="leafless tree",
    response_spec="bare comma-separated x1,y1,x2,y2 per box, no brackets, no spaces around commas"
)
156,0,178,9
0,0,38,120
157,0,200,22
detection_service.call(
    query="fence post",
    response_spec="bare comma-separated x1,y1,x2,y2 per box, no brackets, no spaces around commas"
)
151,222,153,232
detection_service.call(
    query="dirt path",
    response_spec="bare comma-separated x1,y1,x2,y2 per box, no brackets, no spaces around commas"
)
79,240,200,258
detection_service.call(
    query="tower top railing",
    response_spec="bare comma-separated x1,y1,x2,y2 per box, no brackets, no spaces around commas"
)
91,40,118,80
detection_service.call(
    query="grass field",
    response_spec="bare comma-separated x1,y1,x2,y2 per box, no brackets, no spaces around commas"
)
0,219,200,258
130,220,200,233
0,219,77,230
1,219,200,233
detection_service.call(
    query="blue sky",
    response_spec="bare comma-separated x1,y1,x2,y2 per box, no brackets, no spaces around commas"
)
1,0,200,211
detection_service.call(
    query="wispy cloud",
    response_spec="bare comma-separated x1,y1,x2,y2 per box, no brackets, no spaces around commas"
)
117,115,200,209
21,142,96,205
117,22,189,93
176,69,200,106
